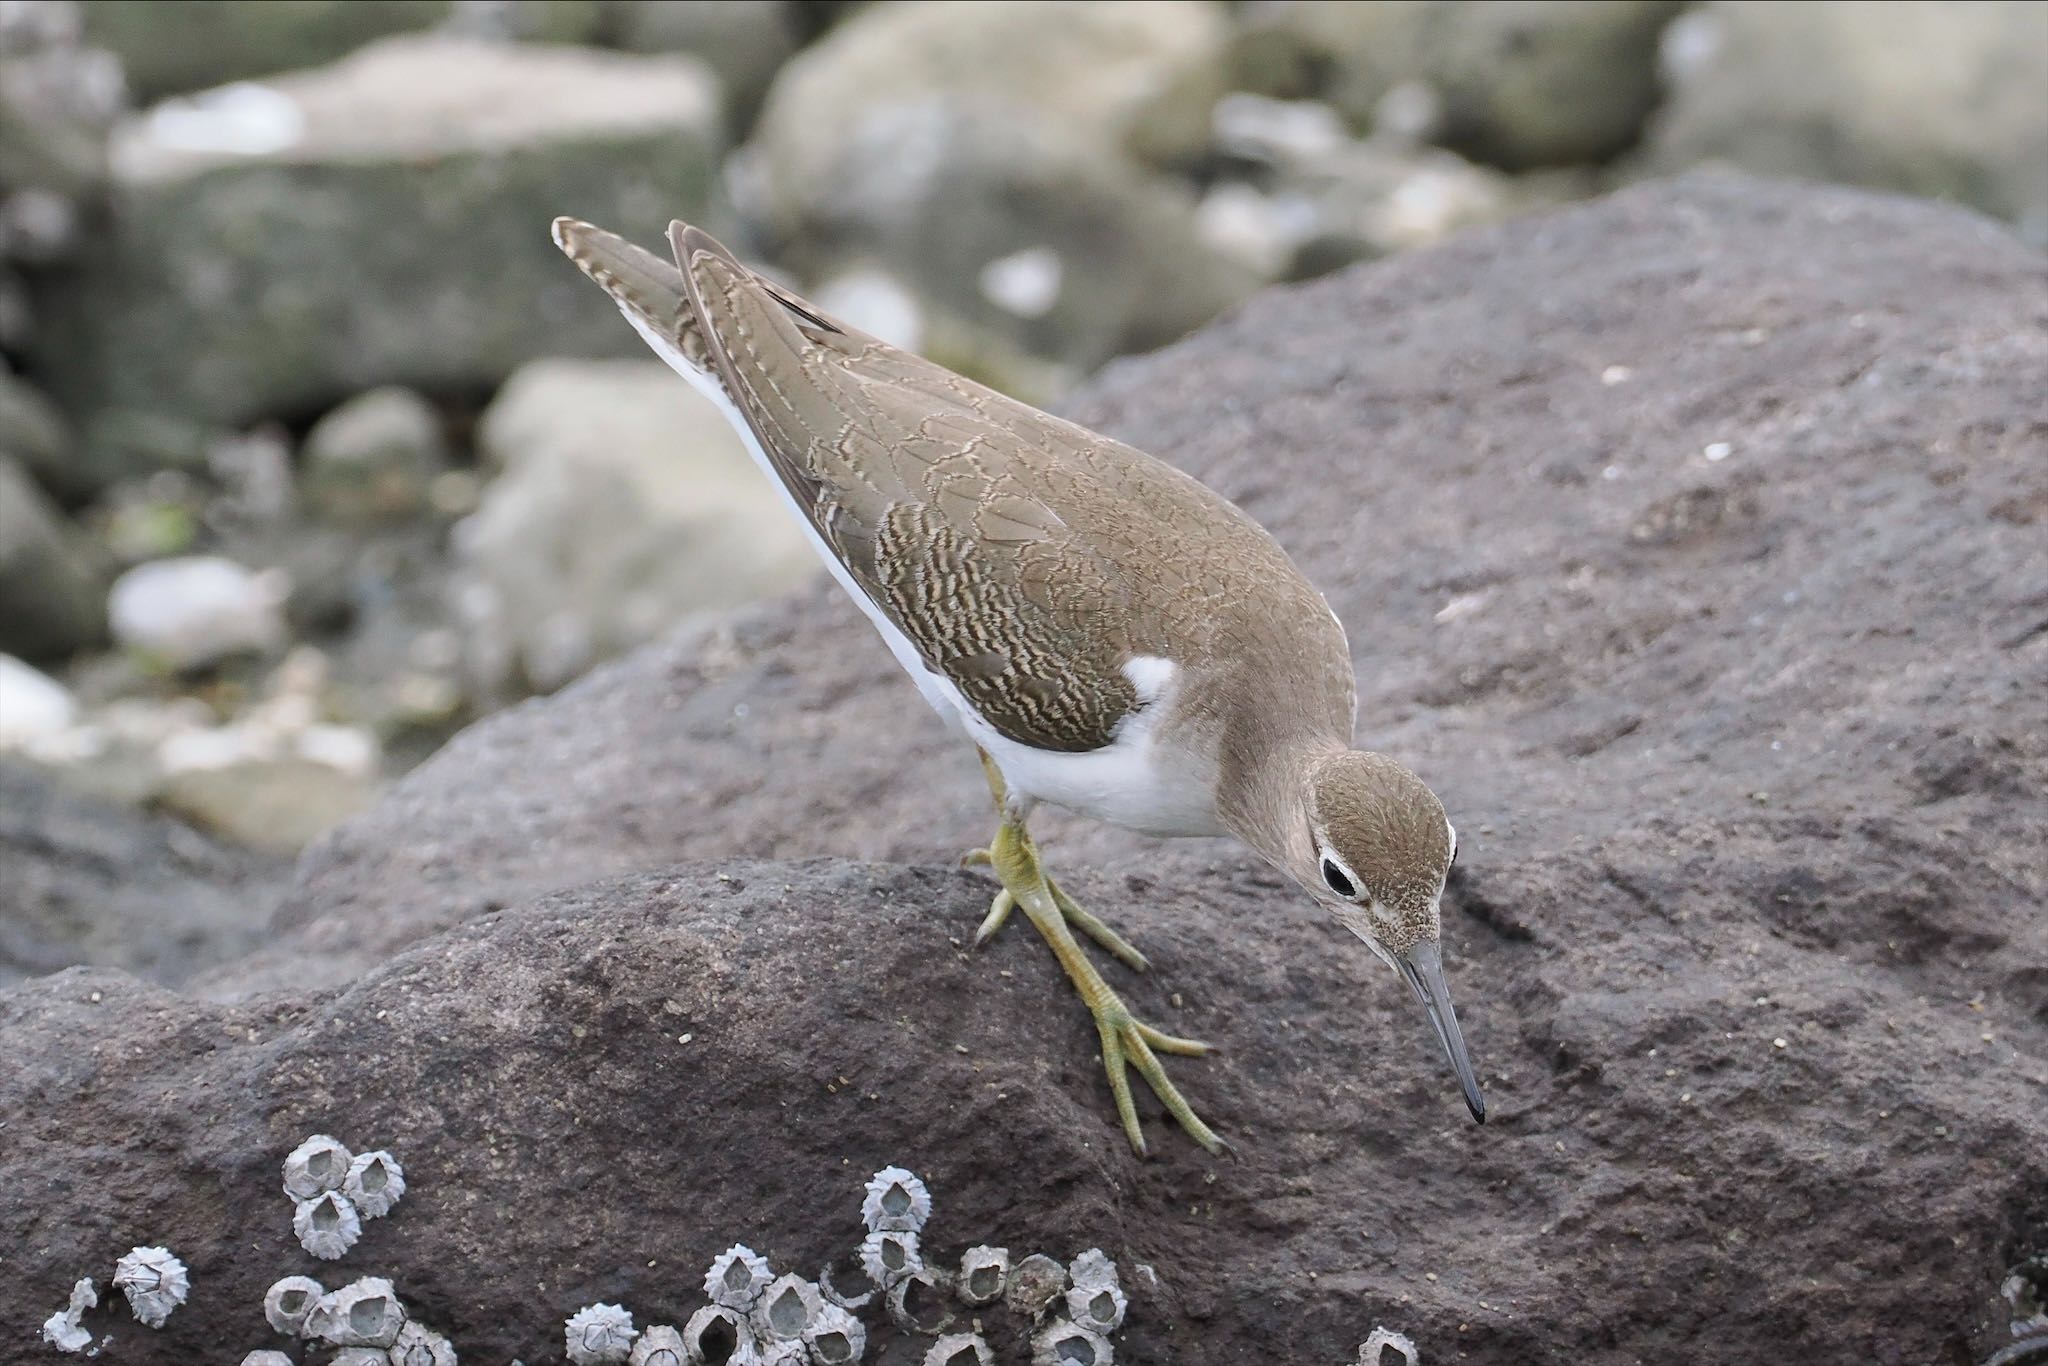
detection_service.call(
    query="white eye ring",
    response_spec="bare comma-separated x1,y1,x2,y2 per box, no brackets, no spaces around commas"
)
1318,850,1359,900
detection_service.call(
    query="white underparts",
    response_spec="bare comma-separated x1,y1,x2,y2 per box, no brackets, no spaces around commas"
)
623,305,1222,837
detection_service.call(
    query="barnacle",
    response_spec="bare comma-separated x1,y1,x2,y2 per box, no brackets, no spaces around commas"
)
804,1302,866,1364
40,1277,96,1353
281,1134,355,1199
954,1246,1010,1307
565,1302,639,1364
1064,1282,1128,1334
112,1246,190,1328
330,1350,389,1366
924,1333,994,1366
239,1353,295,1366
293,1190,363,1259
311,1276,406,1347
264,1275,326,1335
682,1304,747,1364
857,1229,923,1288
1359,1326,1418,1365
628,1324,687,1366
705,1243,773,1310
1004,1253,1067,1320
818,1248,878,1311
751,1273,823,1342
1066,1249,1119,1293
1030,1321,1112,1366
758,1342,809,1366
885,1268,955,1336
342,1149,406,1219
389,1321,459,1366
860,1166,932,1233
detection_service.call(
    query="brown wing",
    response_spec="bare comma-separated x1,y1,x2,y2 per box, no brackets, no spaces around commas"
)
672,224,1142,752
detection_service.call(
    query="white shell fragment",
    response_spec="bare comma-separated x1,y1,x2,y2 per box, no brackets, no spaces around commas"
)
312,1276,406,1347
860,1166,932,1233
628,1324,687,1366
331,1350,390,1366
751,1273,823,1342
565,1302,638,1365
805,1303,867,1364
954,1246,1010,1307
1031,1321,1113,1366
885,1268,955,1336
293,1190,363,1259
758,1342,809,1366
1065,1281,1129,1334
113,1245,190,1328
282,1133,355,1199
857,1229,923,1289
705,1243,773,1310
924,1333,994,1366
389,1321,459,1366
1359,1325,1420,1366
1005,1253,1068,1320
240,1353,296,1366
40,1277,96,1353
342,1149,406,1218
264,1274,325,1335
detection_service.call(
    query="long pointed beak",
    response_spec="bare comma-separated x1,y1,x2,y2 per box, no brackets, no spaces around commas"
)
1396,940,1486,1124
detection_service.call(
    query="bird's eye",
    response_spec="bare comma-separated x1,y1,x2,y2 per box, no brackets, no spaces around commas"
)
1321,857,1356,898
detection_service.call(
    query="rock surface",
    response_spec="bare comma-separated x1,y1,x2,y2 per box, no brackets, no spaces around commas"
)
8,177,2047,1365
78,0,451,101
0,762,285,989
28,35,724,448
1645,1,2048,247
453,358,819,698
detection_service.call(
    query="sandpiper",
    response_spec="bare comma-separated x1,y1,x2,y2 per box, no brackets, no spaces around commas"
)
553,216,1485,1154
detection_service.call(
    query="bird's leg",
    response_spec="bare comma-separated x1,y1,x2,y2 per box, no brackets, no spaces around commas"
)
962,751,1149,972
965,751,1222,1156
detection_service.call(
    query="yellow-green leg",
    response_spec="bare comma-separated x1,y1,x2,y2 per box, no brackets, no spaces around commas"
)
965,751,1224,1156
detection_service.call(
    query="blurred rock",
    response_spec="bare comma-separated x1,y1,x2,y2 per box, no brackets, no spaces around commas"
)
454,358,817,697
0,653,77,750
300,385,449,524
78,0,451,101
157,751,376,856
1644,0,2048,246
599,0,798,129
0,761,285,987
29,35,724,455
740,0,1253,379
1239,0,1681,170
107,555,287,670
0,366,76,499
0,452,106,659
0,8,123,199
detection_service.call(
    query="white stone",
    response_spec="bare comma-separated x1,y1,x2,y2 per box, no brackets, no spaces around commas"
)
108,556,286,669
0,653,77,748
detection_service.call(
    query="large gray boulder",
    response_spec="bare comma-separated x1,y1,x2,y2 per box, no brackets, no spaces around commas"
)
739,0,1254,386
29,35,724,458
1237,0,1683,169
7,177,2045,1364
453,358,820,698
1644,0,2048,247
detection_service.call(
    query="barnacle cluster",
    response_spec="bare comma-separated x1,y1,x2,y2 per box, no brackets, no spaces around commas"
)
551,1165,1131,1366
279,1133,406,1259
257,1272,455,1366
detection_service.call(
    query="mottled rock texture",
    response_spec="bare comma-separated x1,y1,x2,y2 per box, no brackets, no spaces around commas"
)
4,178,2044,1365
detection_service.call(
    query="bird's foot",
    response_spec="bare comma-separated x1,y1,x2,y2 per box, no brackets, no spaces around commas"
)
963,848,1149,973
1084,988,1225,1158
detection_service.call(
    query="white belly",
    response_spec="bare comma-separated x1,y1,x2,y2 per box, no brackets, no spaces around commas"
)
624,309,1223,839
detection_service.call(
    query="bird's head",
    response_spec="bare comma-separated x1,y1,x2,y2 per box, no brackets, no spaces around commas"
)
1295,748,1485,1123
